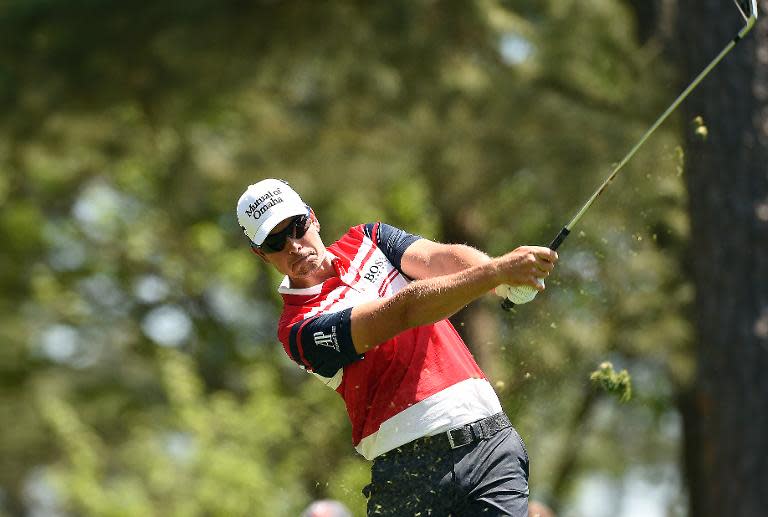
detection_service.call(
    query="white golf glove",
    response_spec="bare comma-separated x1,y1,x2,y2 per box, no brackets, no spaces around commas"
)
495,278,545,305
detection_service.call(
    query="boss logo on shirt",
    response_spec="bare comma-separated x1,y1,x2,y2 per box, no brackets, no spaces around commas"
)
314,327,339,352
363,257,387,283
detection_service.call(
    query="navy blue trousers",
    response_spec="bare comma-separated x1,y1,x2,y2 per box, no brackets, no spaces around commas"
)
363,425,530,516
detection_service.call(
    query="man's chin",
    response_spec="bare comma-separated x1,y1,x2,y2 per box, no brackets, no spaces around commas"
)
291,256,318,277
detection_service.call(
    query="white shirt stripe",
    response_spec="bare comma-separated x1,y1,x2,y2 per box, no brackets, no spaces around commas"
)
355,378,502,460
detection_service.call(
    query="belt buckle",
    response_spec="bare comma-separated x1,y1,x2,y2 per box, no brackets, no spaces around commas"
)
447,428,471,449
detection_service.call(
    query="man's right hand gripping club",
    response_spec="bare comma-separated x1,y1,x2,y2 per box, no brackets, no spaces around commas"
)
495,246,558,306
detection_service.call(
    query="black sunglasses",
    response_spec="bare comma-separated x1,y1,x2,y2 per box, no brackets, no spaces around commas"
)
256,211,311,253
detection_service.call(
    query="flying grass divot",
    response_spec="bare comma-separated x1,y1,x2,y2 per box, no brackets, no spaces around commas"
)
589,362,632,403
692,116,708,140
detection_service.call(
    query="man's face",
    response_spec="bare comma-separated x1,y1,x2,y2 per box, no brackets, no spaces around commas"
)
253,212,326,281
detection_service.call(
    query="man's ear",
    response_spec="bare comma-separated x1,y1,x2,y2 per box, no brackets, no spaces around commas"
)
250,246,269,262
309,209,320,232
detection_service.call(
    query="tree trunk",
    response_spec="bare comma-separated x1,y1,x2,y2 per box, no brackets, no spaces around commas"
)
677,1,768,515
625,0,676,45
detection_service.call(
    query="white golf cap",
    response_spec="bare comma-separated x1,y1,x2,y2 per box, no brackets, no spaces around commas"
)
236,179,308,245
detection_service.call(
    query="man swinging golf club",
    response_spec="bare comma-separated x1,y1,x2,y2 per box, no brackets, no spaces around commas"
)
236,179,557,516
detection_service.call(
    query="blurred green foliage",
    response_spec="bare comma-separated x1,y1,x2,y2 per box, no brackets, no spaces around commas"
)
0,0,692,515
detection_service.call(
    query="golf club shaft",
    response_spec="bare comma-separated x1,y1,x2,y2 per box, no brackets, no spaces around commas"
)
502,8,757,312
562,36,746,237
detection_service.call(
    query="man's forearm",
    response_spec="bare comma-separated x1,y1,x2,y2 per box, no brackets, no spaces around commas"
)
384,259,500,332
429,244,492,275
403,241,492,280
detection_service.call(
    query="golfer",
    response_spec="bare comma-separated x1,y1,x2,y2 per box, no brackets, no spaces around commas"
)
236,179,558,516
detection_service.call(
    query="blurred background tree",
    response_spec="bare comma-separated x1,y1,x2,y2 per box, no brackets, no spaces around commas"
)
0,1,763,516
676,0,768,515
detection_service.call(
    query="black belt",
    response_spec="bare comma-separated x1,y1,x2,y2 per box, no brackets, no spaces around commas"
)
443,412,512,449
381,412,513,459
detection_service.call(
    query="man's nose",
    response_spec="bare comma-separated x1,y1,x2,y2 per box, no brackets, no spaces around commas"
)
285,236,303,253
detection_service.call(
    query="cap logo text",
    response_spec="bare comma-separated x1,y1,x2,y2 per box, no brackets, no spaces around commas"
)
245,188,283,220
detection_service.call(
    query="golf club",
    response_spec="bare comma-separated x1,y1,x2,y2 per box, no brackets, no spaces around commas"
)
501,0,759,311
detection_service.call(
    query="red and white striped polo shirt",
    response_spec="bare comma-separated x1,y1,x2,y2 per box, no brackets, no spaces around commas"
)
277,222,501,460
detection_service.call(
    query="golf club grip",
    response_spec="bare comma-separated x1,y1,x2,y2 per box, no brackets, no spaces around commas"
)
501,227,571,311
547,227,571,251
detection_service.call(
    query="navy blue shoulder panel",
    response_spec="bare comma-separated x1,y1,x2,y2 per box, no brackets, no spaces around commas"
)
363,222,421,272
